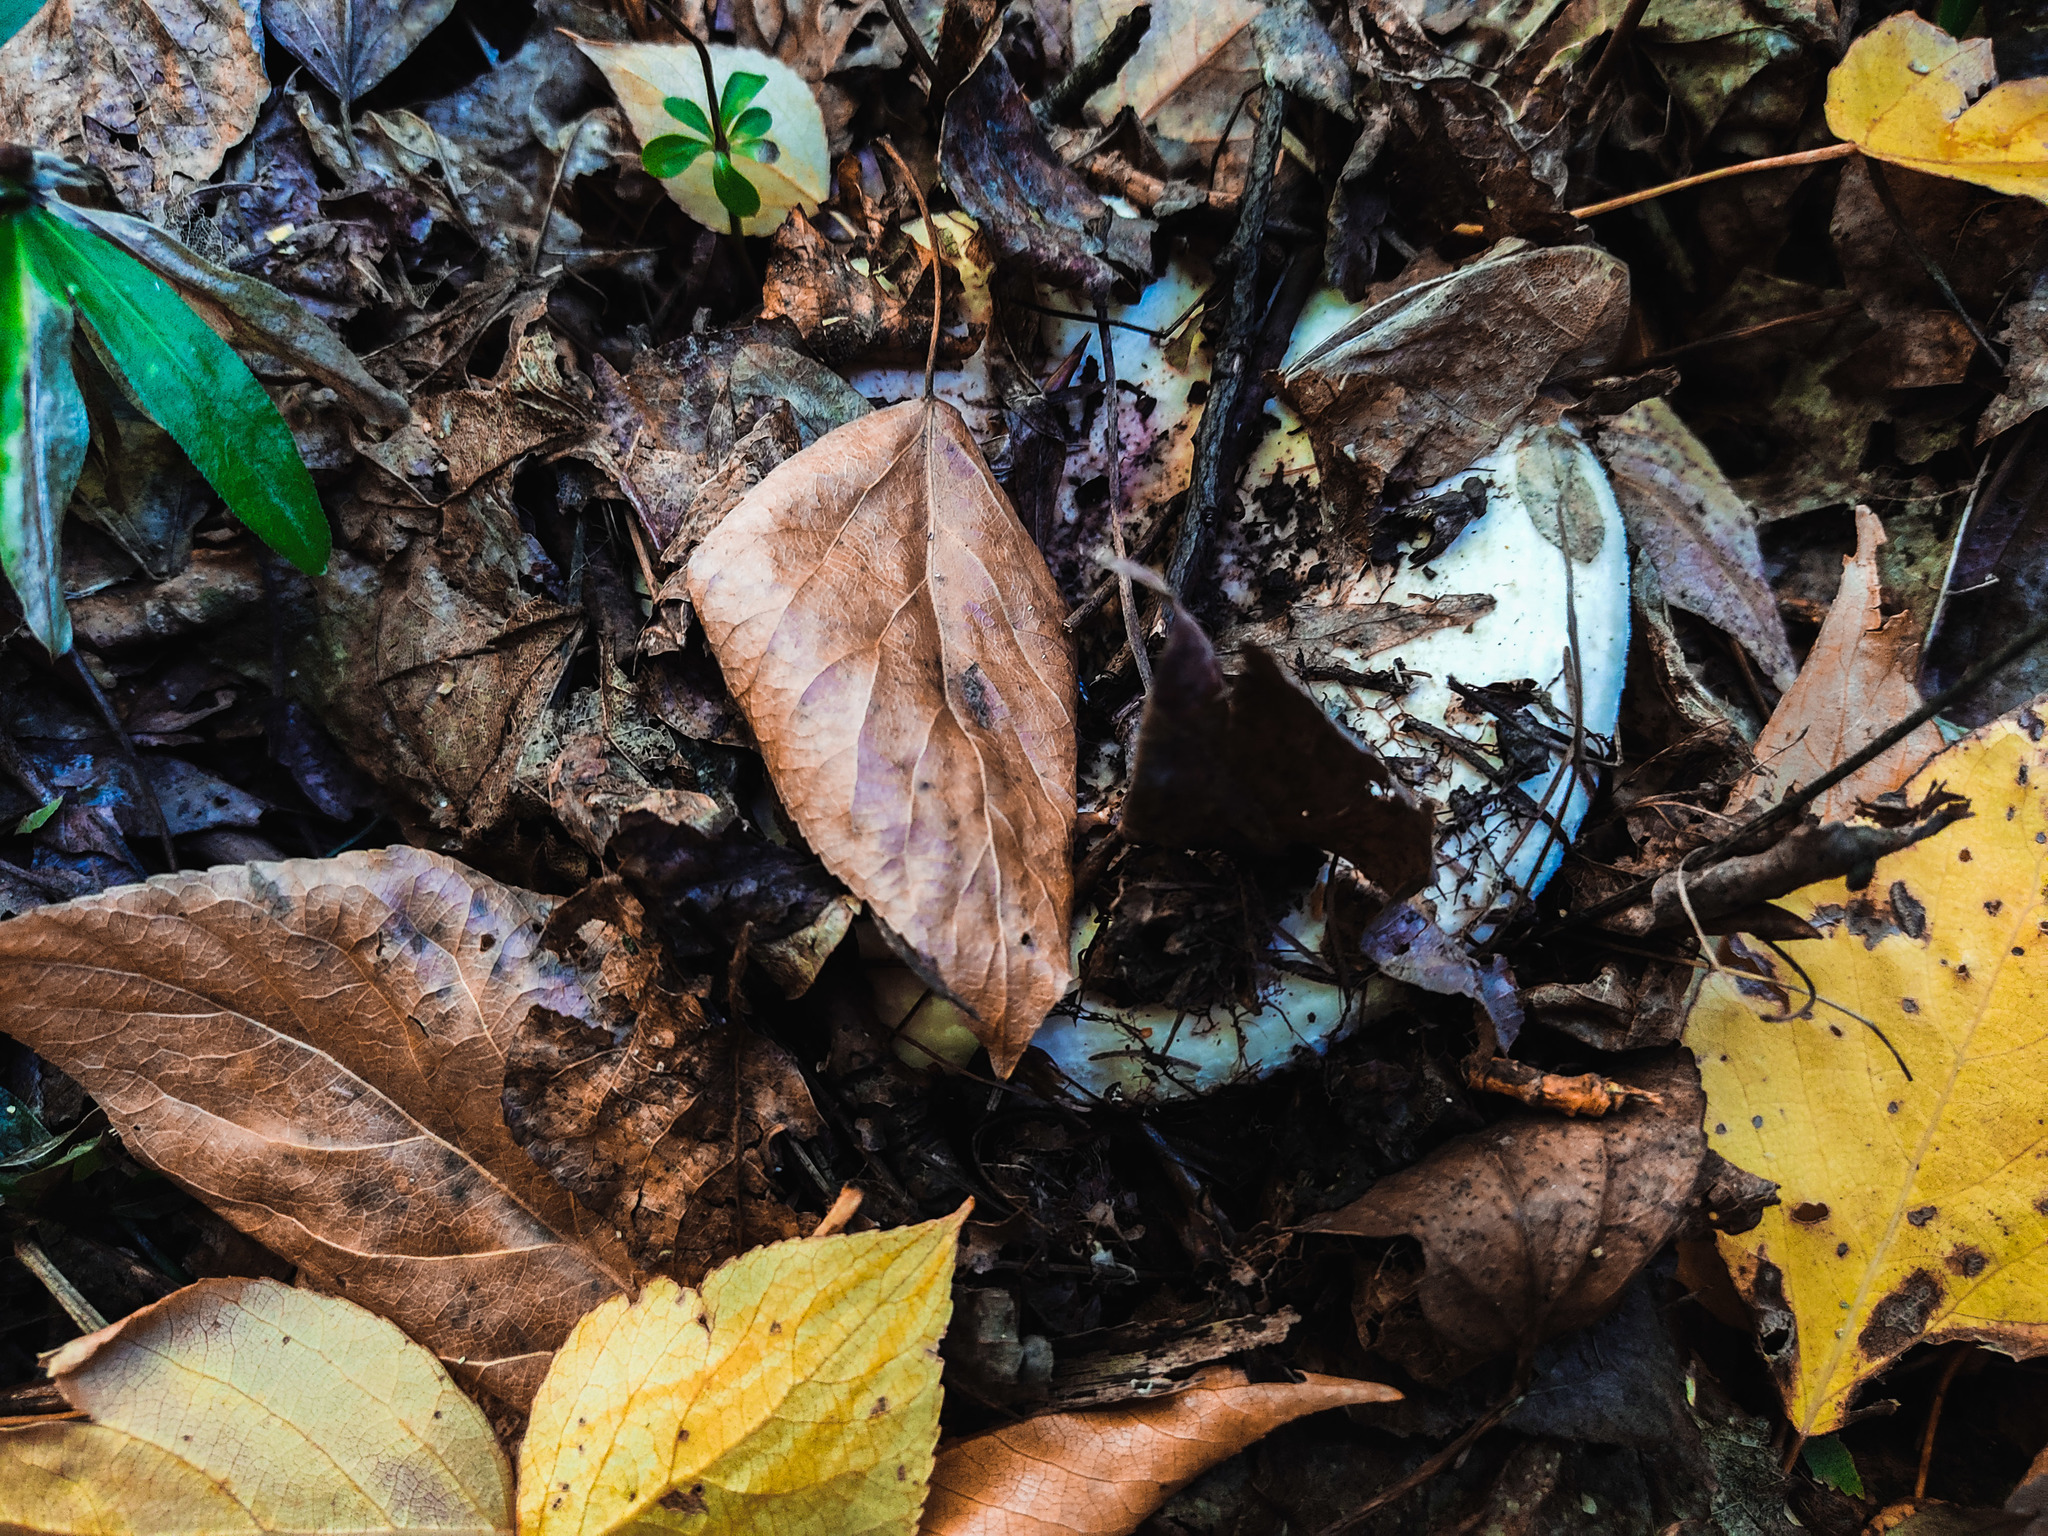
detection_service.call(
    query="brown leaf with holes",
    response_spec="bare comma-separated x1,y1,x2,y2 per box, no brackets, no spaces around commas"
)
0,848,637,1411
1300,1053,1705,1383
687,397,1076,1076
1732,505,1944,823
917,1368,1400,1536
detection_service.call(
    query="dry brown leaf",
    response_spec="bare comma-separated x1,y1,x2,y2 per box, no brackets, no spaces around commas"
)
1301,1054,1705,1383
1071,0,1264,151
0,848,636,1410
1732,505,1942,823
761,212,986,367
687,397,1077,1075
267,0,459,110
0,0,267,220
918,1369,1400,1536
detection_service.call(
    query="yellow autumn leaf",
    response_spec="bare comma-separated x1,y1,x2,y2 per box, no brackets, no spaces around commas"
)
1825,12,2048,200
518,1207,968,1536
0,1277,512,1535
573,37,829,237
1688,712,2048,1439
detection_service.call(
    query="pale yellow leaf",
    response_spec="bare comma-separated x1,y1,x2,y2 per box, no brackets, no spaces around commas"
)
0,1277,512,1535
1689,712,2048,1437
1825,12,2048,201
518,1208,968,1536
573,37,830,236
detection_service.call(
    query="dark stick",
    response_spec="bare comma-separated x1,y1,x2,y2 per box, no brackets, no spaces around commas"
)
1579,0,1650,105
880,0,941,89
1864,159,2005,369
1538,603,2048,941
1096,300,1152,692
1316,1371,1528,1535
63,650,177,871
1166,87,1287,598
1037,4,1152,125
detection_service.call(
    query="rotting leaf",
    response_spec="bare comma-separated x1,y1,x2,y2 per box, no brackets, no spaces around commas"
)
918,1368,1400,1536
0,1278,512,1536
1689,709,2048,1438
1301,1053,1706,1383
518,1208,966,1536
1071,0,1264,151
1827,12,2048,204
1274,243,1630,533
687,397,1077,1077
761,211,986,367
267,0,460,112
0,848,637,1410
1121,605,1432,905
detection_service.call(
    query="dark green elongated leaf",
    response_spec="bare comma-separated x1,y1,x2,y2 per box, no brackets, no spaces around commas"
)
712,152,762,219
664,95,715,137
719,69,768,124
644,133,714,178
18,211,330,574
0,0,47,51
0,214,89,657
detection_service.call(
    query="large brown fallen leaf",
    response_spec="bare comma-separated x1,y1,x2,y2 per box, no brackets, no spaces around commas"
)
1731,505,1943,824
0,1277,512,1535
1686,709,2048,1439
519,1207,966,1536
687,398,1077,1076
0,848,636,1410
1301,1054,1706,1383
918,1369,1400,1536
1826,13,2048,203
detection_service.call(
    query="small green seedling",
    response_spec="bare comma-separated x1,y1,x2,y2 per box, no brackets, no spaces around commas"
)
0,147,328,657
641,68,777,222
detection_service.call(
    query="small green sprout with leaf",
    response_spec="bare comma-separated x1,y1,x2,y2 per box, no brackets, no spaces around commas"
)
641,69,778,222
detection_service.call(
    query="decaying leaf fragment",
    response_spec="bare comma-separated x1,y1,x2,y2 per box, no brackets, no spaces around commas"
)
688,397,1077,1076
1302,1054,1706,1382
1827,13,2048,203
519,1208,966,1536
1688,709,2048,1438
267,0,460,110
1274,244,1630,528
0,1278,512,1536
0,848,636,1409
919,1368,1400,1536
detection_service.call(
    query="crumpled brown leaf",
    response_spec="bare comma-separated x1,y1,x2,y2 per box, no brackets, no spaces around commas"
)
0,0,266,220
918,1368,1401,1536
1302,1053,1705,1383
1274,243,1629,529
761,211,987,367
267,0,460,110
688,397,1076,1076
0,848,638,1409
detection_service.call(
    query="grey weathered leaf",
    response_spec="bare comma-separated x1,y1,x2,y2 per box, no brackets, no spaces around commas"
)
265,0,462,107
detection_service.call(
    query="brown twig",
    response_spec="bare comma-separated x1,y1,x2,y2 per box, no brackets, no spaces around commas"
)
1571,141,1856,220
1317,1371,1527,1534
876,138,940,399
1915,1346,1972,1499
1863,158,2006,368
64,650,176,871
880,0,941,88
1038,4,1151,125
1641,302,1861,365
1096,302,1152,693
1579,0,1651,105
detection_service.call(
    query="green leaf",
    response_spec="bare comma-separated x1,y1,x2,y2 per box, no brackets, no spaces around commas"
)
1801,1435,1865,1499
728,106,773,142
17,211,330,575
712,151,762,220
0,213,89,657
13,795,60,835
663,94,715,138
719,69,769,126
0,0,48,51
642,132,714,179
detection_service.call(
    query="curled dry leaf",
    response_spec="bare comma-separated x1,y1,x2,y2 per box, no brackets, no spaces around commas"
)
918,1368,1400,1536
575,37,830,238
1687,710,2048,1439
687,398,1077,1076
0,848,636,1410
1826,13,2048,203
519,1208,967,1536
1274,244,1630,530
1732,505,1943,824
0,1277,512,1536
1301,1054,1705,1383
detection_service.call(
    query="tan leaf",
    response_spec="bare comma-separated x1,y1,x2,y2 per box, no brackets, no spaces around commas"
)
0,848,637,1410
1071,0,1265,150
0,1277,512,1535
1731,505,1942,823
917,1369,1400,1536
0,0,267,221
687,397,1077,1074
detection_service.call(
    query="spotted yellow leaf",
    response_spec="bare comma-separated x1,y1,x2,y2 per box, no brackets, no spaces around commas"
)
518,1207,967,1536
1825,12,2048,201
1688,712,2048,1438
0,1278,512,1535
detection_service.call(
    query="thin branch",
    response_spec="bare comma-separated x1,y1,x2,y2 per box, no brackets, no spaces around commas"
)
877,138,940,399
1038,4,1152,125
1579,0,1650,105
1571,141,1856,220
1096,301,1152,693
880,0,940,88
